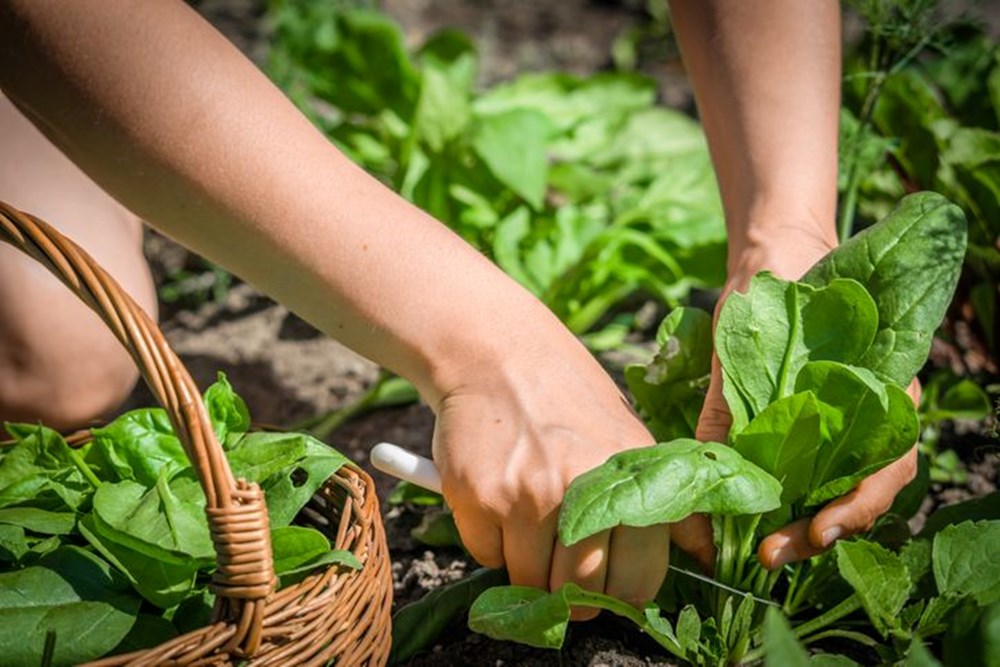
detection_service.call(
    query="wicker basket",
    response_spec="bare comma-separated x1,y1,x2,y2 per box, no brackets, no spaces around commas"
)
0,201,392,666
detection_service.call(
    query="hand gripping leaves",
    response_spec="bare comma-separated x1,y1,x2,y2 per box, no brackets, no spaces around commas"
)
469,193,996,666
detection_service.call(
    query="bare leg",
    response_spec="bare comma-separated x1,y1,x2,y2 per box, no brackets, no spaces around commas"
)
0,94,157,430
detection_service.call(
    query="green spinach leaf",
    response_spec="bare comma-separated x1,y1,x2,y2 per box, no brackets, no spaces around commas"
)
92,471,213,565
0,546,139,666
78,514,197,609
932,520,1000,605
558,440,781,546
716,274,879,431
795,362,918,506
90,408,187,485
625,307,712,441
802,192,967,387
835,539,912,637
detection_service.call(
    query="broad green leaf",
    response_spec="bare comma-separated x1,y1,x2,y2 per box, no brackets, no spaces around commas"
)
921,491,1000,537
91,408,187,485
802,192,968,388
271,525,331,573
391,568,508,664
203,373,251,444
716,274,879,431
732,391,821,507
277,549,360,587
795,362,918,505
835,540,912,637
871,70,948,187
468,585,570,649
625,307,712,441
0,546,139,666
93,472,213,565
226,432,307,483
414,53,473,152
411,508,462,548
170,588,215,635
258,437,349,527
586,107,707,167
0,507,74,535
675,605,701,655
921,371,993,422
472,108,552,209
0,524,28,562
288,9,420,118
388,481,443,507
79,514,197,609
932,520,1000,605
558,439,781,546
763,607,810,667
0,424,94,511
111,614,178,655
473,72,655,134
492,206,540,293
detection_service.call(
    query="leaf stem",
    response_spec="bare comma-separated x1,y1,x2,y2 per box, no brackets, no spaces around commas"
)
793,595,862,640
800,628,878,647
66,447,102,489
782,562,805,615
567,587,685,659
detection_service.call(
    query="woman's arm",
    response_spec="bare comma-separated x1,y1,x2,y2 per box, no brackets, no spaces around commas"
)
668,0,918,568
0,0,669,612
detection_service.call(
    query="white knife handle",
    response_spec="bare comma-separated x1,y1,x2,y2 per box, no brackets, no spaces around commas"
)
370,442,443,494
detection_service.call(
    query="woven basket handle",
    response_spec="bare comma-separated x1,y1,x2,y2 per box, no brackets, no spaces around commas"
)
0,201,275,656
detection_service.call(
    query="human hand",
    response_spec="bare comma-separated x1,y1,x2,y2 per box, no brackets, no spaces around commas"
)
674,224,920,571
430,318,669,619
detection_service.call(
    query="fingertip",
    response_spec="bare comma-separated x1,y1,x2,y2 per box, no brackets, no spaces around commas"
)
570,607,601,622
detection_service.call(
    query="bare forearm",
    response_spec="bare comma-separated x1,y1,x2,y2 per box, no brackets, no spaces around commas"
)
0,0,562,404
669,0,841,265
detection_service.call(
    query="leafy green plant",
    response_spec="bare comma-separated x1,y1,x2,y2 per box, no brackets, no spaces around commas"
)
0,375,358,665
467,192,989,665
840,2,1000,358
267,1,727,341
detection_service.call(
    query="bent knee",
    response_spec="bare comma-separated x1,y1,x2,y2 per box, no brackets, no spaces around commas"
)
0,327,139,431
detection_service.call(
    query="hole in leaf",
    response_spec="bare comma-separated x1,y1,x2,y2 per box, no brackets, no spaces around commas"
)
703,451,717,461
291,468,309,487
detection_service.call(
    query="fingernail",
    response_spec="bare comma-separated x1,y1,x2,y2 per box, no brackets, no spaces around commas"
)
768,546,794,569
820,526,843,547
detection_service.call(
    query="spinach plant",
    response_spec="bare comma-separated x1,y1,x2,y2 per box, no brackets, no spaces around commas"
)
267,1,727,344
0,375,359,666
469,192,994,665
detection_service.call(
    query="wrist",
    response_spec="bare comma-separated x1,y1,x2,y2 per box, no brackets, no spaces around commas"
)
409,279,588,412
724,209,837,293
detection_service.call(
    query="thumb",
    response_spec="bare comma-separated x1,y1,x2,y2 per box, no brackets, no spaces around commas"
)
695,355,731,443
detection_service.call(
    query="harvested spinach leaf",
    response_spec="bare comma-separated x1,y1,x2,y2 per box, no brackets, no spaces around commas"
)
0,546,139,666
79,514,197,609
92,471,213,565
90,408,187,485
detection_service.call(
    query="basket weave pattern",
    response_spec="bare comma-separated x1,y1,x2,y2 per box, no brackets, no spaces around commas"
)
0,201,392,666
